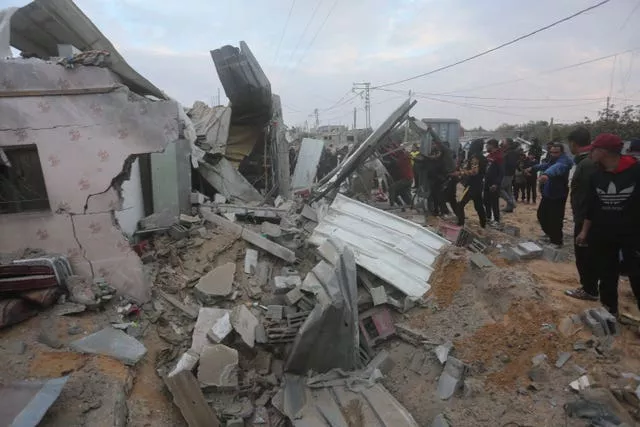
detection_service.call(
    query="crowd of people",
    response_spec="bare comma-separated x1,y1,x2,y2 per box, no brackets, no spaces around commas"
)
390,128,640,321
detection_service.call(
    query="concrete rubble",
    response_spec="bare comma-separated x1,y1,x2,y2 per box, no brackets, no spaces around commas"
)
2,3,633,426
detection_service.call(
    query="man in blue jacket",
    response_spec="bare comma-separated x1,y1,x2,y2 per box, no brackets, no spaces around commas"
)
527,143,574,247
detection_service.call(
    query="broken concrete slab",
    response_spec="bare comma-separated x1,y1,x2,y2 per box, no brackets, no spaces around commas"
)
207,311,233,344
195,262,235,298
556,352,572,368
201,208,296,263
284,288,304,306
437,357,465,400
301,205,318,222
274,276,302,293
70,327,146,365
266,305,284,321
198,344,238,388
180,214,201,225
53,302,87,316
192,308,231,354
231,305,259,348
370,286,388,306
197,158,262,203
470,253,495,269
581,310,607,337
244,249,258,275
169,350,200,378
0,376,70,427
589,307,618,336
434,342,454,365
286,239,359,375
165,369,221,427
543,245,562,262
517,241,543,259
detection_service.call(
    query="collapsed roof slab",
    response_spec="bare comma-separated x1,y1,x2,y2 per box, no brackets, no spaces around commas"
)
6,0,166,99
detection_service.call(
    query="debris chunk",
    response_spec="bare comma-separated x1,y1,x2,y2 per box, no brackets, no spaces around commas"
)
198,344,238,388
207,311,233,344
70,327,147,365
470,253,495,269
556,352,572,368
157,289,199,319
0,377,70,427
192,308,231,354
231,305,259,348
517,241,543,258
180,214,201,225
284,288,304,306
195,262,235,298
261,222,282,238
169,350,200,378
437,357,466,400
432,414,451,427
274,276,302,293
434,342,454,365
165,369,221,427
370,286,388,306
570,375,593,391
244,249,258,275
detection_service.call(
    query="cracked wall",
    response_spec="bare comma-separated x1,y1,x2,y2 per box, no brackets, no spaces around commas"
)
0,59,182,302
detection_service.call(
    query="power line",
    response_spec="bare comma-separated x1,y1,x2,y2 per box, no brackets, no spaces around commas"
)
443,48,640,95
373,87,611,102
285,0,324,68
373,0,612,89
273,0,297,64
294,0,339,68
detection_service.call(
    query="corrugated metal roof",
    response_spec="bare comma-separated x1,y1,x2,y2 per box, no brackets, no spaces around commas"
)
309,194,449,299
7,0,166,100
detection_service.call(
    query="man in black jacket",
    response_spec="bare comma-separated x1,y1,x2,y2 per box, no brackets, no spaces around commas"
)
500,139,518,212
576,133,640,316
565,127,600,301
484,139,504,225
453,139,487,228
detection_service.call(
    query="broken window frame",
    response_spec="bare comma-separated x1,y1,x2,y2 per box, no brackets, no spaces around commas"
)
0,145,51,214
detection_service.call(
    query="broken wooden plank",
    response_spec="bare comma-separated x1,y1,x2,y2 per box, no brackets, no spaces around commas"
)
200,208,296,263
164,370,220,427
156,289,199,320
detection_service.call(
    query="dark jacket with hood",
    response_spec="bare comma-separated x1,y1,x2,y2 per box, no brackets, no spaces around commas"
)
570,149,598,224
460,139,487,191
533,153,573,200
485,150,504,190
586,156,640,241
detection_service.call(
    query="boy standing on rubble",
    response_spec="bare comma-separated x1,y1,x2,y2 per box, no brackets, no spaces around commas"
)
484,139,504,226
565,127,600,301
576,134,640,317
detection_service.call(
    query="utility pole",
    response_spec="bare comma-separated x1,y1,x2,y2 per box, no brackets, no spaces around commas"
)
353,107,357,130
314,108,319,131
353,82,371,129
605,96,611,120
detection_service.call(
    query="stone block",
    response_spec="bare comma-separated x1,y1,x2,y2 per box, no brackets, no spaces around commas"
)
517,241,543,258
70,327,146,365
470,253,495,269
284,288,304,306
195,262,235,298
198,344,238,388
231,305,259,348
273,276,302,293
244,249,258,275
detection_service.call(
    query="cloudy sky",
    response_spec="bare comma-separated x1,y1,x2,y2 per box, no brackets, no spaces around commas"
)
3,0,640,130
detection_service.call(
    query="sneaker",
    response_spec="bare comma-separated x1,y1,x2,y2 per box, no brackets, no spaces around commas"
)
565,288,599,301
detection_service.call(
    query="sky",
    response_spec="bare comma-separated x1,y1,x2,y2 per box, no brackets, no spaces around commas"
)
2,0,640,130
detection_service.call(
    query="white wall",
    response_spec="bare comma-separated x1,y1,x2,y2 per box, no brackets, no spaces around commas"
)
115,158,145,237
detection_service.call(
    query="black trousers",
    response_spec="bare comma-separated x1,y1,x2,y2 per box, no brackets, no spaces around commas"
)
591,237,640,315
574,221,599,297
456,185,486,228
526,179,537,203
484,187,500,222
443,178,458,215
389,179,412,207
513,182,526,201
536,197,566,245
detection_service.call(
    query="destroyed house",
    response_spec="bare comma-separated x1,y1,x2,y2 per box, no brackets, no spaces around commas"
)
0,0,192,302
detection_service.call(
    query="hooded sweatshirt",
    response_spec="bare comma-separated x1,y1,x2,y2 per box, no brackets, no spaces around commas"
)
570,148,598,224
586,155,640,241
485,150,504,190
533,153,574,200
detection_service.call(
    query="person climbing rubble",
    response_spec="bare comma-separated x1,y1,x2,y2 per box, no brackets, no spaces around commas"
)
565,126,600,302
576,133,640,318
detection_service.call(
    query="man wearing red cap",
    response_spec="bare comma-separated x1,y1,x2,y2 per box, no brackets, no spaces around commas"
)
576,133,640,317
